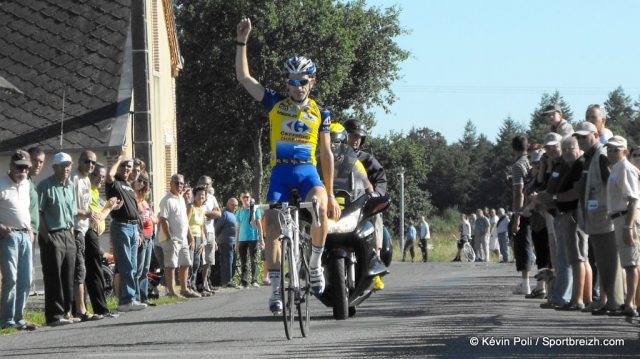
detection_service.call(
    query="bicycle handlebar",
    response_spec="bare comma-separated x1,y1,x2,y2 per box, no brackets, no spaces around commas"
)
255,196,320,226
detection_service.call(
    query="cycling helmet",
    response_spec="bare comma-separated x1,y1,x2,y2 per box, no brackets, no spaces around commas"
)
330,123,347,144
343,119,367,145
282,56,317,77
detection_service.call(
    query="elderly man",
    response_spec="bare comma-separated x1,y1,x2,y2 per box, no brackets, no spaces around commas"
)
474,209,490,262
573,122,624,315
605,136,640,316
585,104,613,144
159,174,200,298
215,198,239,288
71,150,100,321
542,104,573,137
0,150,36,330
37,152,77,326
106,157,146,312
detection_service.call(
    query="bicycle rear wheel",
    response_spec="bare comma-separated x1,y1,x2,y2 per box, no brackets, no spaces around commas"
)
280,237,295,340
297,248,310,337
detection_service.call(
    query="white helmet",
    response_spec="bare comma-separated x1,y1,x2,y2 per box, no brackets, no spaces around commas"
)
282,56,317,76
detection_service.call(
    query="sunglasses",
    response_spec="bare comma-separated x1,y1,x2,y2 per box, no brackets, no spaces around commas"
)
288,79,310,87
242,196,250,199
84,160,96,165
574,135,589,140
16,164,31,171
606,147,623,153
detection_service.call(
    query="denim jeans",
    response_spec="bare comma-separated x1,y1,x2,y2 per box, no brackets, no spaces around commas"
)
0,231,32,328
136,237,153,302
111,222,139,305
218,242,235,285
498,232,509,262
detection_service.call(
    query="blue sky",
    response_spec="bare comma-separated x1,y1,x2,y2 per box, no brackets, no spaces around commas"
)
365,0,640,143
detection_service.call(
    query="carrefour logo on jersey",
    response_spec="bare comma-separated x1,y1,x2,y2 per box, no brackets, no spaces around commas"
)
283,120,310,134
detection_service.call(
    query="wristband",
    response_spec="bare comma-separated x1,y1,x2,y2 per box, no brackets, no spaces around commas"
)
235,41,246,46
328,194,336,199
624,225,633,230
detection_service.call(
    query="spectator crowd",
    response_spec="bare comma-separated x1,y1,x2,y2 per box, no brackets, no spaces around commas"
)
0,151,264,330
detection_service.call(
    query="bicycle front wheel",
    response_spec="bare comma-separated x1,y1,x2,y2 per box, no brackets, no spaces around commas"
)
297,247,310,337
280,237,295,340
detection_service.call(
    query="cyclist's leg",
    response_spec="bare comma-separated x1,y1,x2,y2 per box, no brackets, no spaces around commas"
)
265,165,292,311
299,164,329,296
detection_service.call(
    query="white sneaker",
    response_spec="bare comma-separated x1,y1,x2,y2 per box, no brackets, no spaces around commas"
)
512,283,531,295
309,267,325,296
118,301,147,312
269,292,282,313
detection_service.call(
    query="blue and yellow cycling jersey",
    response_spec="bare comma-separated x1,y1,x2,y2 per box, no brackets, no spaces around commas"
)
262,89,330,167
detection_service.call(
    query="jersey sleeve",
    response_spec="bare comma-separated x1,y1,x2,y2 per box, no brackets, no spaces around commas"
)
319,109,331,133
261,88,285,112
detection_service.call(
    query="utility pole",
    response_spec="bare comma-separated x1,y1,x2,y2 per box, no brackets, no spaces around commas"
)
399,166,405,253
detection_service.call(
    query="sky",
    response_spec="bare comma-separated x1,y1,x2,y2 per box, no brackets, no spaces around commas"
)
364,0,640,144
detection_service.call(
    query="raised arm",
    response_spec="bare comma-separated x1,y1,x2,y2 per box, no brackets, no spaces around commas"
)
107,157,122,184
235,17,265,101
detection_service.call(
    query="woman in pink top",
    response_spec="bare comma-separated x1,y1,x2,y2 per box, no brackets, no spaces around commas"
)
134,173,157,305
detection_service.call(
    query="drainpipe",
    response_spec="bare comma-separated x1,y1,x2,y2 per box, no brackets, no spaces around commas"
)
131,0,152,192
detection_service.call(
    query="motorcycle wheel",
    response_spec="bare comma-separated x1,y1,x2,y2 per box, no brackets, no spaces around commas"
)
330,257,349,320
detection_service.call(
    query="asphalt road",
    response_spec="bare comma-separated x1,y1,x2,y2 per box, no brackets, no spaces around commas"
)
4,261,640,358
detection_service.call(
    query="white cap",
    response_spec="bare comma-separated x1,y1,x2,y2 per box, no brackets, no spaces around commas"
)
53,152,72,165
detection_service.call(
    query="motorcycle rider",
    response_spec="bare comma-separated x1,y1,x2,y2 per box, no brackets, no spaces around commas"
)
344,119,388,290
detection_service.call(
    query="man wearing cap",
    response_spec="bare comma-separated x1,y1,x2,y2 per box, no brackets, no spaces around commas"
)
0,150,36,330
37,152,77,326
605,135,640,316
536,133,575,308
543,104,573,138
105,157,146,312
573,122,624,315
586,104,613,145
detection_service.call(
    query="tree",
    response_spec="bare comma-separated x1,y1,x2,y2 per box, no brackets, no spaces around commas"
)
528,91,573,144
605,86,637,145
367,131,432,237
174,0,408,201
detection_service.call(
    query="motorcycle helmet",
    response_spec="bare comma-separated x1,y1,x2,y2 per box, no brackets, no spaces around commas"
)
330,123,347,144
343,119,367,146
282,56,317,77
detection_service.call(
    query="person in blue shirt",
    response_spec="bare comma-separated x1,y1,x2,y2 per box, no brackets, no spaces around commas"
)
403,221,417,262
235,192,264,288
215,198,238,288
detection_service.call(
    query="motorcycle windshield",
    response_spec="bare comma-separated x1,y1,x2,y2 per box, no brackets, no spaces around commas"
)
327,208,361,234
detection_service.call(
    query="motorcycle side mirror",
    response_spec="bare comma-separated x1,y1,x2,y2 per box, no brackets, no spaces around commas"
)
362,195,390,219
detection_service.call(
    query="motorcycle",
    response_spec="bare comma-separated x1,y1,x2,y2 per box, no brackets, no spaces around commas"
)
304,189,391,320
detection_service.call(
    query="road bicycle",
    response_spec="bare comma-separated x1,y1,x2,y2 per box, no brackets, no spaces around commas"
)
255,197,319,340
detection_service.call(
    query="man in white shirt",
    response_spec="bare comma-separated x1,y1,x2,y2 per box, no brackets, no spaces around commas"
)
418,216,430,263
159,174,199,298
0,150,35,330
605,136,640,316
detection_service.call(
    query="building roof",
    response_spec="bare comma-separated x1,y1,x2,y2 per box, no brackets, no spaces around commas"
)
0,0,132,154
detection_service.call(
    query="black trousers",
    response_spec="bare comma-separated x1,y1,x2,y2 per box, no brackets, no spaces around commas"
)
238,241,258,285
419,238,428,262
39,229,76,324
84,229,110,315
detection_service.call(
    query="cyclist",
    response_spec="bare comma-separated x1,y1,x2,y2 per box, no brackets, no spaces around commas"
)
235,17,341,314
344,119,389,289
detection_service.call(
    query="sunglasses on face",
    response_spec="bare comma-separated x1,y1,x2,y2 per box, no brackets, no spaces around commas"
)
84,160,96,165
575,135,589,140
607,147,623,153
242,196,249,199
288,79,310,87
16,164,31,171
